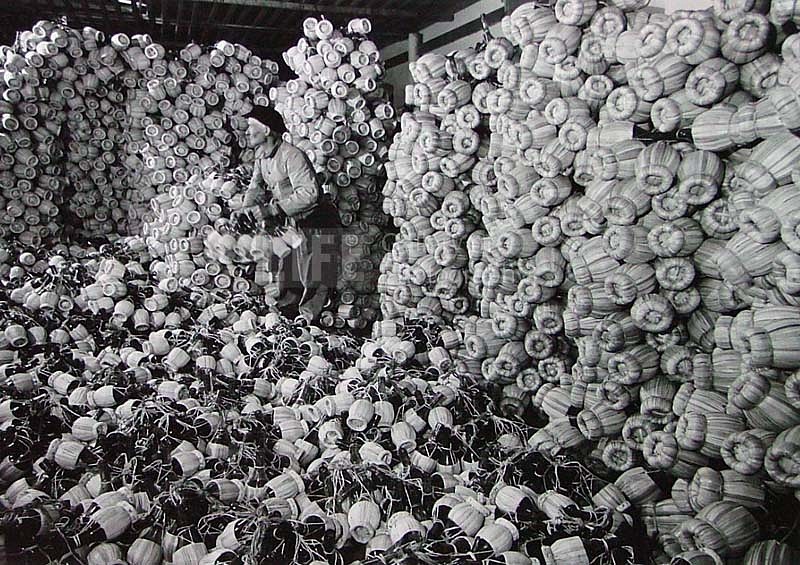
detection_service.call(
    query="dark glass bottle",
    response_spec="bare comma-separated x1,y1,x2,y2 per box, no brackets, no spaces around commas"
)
137,522,164,546
300,514,327,541
630,124,693,144
3,506,50,550
69,504,132,547
246,464,269,490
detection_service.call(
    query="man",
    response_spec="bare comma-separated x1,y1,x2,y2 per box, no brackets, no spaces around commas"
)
238,105,339,320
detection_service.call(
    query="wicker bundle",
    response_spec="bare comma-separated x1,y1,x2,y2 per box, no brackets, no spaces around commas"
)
688,467,765,511
764,425,800,488
643,430,710,479
721,12,770,64
0,20,278,242
738,182,800,244
685,58,740,106
615,466,663,507
377,5,800,561
501,4,557,48
728,368,800,432
712,233,787,289
641,499,694,541
743,540,800,564
651,90,705,133
555,0,598,27
674,501,760,558
628,54,691,102
692,79,800,150
665,13,720,65
715,307,800,369
720,428,775,475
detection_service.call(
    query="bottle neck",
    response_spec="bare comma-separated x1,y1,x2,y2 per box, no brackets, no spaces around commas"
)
71,522,105,548
140,523,163,543
631,124,693,144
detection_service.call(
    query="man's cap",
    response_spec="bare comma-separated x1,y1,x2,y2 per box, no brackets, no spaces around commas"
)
245,104,286,134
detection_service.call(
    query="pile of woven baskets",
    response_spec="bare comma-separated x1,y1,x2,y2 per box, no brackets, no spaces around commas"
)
0,19,278,241
0,240,670,565
380,0,800,561
122,36,278,236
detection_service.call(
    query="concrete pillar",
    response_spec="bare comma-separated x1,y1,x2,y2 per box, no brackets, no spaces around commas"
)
505,0,523,14
408,32,421,63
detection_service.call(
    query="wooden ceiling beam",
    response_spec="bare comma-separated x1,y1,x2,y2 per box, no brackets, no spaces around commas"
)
0,5,96,22
69,0,108,32
0,12,173,40
199,0,218,42
174,0,184,39
160,0,168,40
203,21,296,31
221,2,240,25
240,6,268,43
189,0,419,19
147,0,157,33
99,0,113,31
0,8,337,36
111,0,127,17
186,0,199,40
130,0,143,21
234,3,253,26
110,0,136,34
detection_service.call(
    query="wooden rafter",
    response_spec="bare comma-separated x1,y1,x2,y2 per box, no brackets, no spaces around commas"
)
130,0,143,21
234,3,252,26
147,0,156,33
186,0,199,41
160,0,167,40
100,0,114,31
240,8,274,44
76,0,94,29
111,0,126,18
221,3,239,27
199,0,218,43
175,0,184,39
201,21,296,31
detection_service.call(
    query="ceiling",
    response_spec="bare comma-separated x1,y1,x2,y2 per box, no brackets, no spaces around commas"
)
0,0,478,67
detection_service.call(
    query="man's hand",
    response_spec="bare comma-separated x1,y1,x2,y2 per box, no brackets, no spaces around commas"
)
265,201,282,218
242,205,266,219
230,206,249,223
232,205,265,233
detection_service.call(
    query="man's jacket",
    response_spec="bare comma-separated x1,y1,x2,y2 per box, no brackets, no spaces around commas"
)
243,140,320,218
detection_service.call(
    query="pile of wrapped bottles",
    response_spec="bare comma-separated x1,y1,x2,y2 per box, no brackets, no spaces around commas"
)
379,0,800,561
0,242,675,565
0,19,278,241
273,16,398,331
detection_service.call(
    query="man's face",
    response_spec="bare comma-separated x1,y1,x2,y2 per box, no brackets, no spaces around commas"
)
246,118,269,147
